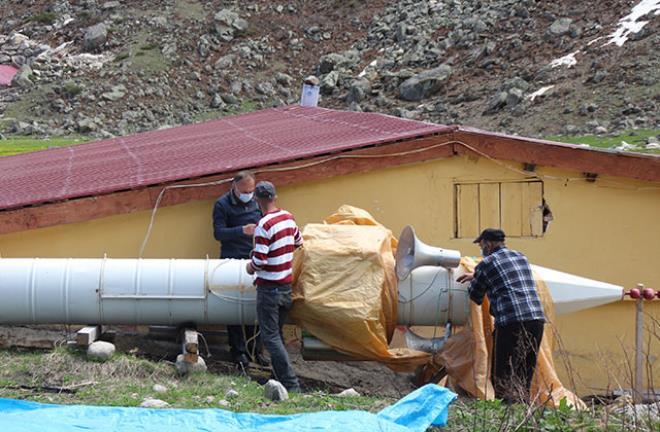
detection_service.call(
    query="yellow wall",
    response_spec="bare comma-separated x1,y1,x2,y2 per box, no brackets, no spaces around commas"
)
1,154,659,396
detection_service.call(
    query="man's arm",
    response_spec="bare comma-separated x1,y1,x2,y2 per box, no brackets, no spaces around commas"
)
247,225,270,274
467,262,490,305
293,225,303,248
212,200,245,241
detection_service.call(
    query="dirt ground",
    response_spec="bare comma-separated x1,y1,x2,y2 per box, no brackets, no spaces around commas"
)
0,325,417,398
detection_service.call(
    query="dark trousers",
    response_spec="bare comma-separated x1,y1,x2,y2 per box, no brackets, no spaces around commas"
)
492,320,544,402
256,283,299,390
227,325,263,362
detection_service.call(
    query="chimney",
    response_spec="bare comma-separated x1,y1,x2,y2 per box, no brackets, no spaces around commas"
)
300,75,320,107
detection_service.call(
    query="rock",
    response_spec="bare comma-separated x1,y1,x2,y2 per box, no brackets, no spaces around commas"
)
398,65,452,101
549,18,573,36
84,23,108,51
102,1,121,9
221,93,239,105
140,398,170,408
205,396,215,403
255,82,274,95
213,9,247,40
320,71,339,95
87,341,115,361
210,93,225,108
346,79,371,104
175,354,207,375
11,65,33,88
275,72,293,86
218,399,230,407
613,403,660,423
506,88,524,107
214,54,235,69
102,85,126,101
595,126,608,135
225,389,239,399
264,379,289,401
336,388,360,397
152,384,167,393
318,53,347,74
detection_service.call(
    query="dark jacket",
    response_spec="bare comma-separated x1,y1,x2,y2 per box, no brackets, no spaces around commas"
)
212,190,262,259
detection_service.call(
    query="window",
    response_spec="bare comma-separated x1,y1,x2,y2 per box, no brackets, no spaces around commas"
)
454,180,545,238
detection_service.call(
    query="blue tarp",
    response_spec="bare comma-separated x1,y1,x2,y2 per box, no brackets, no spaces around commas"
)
0,384,456,432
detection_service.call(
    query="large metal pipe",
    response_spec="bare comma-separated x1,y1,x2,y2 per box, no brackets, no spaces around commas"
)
0,258,623,327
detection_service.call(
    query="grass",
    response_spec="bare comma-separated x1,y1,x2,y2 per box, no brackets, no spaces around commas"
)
545,129,660,155
0,348,657,430
174,0,206,21
0,137,90,157
0,348,386,414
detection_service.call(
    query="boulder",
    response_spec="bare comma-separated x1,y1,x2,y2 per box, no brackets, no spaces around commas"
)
152,384,168,393
549,18,572,36
264,379,288,401
336,388,360,397
175,354,207,375
140,398,170,408
11,65,33,88
87,341,115,361
84,23,108,51
398,65,452,101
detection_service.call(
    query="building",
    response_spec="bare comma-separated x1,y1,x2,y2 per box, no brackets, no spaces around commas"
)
0,105,658,396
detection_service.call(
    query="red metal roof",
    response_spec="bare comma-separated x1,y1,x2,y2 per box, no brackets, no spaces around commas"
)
0,105,451,211
0,65,18,87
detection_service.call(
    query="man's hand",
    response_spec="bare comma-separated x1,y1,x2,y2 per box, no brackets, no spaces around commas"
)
246,262,255,275
242,224,256,235
456,273,474,284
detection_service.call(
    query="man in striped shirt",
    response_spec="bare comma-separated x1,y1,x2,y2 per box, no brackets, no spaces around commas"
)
246,181,302,392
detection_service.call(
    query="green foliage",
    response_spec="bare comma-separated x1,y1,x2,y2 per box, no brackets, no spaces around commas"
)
0,137,89,157
61,81,83,98
31,12,57,24
545,129,660,155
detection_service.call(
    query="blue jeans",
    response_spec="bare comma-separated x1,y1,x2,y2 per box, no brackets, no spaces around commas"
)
256,284,299,390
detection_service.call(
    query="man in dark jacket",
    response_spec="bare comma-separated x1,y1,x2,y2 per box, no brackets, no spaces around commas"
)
213,171,266,368
457,228,546,402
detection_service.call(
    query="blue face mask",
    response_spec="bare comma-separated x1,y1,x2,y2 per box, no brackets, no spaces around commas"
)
238,192,253,203
235,189,254,203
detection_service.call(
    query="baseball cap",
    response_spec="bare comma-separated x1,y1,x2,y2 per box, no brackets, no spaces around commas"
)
473,228,506,243
255,181,276,199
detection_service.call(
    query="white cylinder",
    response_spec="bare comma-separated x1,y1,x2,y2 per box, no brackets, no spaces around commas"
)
0,258,257,326
397,265,470,327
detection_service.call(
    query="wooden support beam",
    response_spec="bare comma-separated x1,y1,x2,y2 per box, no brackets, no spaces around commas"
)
76,326,101,346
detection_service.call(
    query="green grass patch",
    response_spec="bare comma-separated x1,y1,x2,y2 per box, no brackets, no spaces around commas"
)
125,32,170,74
174,0,206,21
0,348,386,414
31,12,57,24
0,137,90,157
1,348,657,430
3,85,54,123
546,129,660,155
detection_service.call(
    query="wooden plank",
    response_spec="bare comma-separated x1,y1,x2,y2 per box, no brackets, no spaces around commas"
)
456,184,479,239
500,182,523,237
0,135,456,236
527,182,544,237
76,326,101,346
478,183,501,231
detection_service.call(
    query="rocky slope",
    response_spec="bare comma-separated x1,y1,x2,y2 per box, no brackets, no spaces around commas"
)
0,0,658,143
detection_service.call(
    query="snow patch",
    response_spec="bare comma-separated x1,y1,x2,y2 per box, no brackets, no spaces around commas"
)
605,0,660,46
358,60,378,78
550,50,580,68
527,85,555,101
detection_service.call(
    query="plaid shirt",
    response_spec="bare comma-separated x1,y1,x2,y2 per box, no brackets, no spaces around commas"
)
468,246,546,327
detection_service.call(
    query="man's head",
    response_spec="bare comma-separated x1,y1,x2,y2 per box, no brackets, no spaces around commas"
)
232,171,256,203
254,181,277,213
474,228,506,256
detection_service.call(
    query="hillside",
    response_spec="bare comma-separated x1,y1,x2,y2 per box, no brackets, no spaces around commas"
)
0,0,658,150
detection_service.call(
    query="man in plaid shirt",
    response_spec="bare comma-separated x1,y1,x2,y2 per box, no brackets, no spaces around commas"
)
457,228,545,402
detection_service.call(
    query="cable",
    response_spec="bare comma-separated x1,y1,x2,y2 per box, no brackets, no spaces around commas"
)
137,139,660,256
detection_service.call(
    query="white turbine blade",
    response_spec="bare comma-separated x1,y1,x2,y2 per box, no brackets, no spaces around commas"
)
532,265,624,315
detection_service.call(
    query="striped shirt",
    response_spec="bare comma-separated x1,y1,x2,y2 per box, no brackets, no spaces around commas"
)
251,209,303,285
